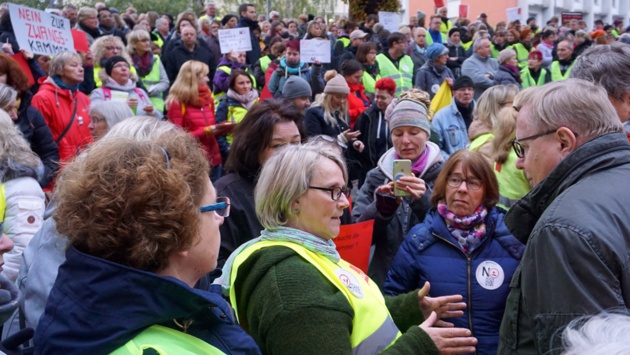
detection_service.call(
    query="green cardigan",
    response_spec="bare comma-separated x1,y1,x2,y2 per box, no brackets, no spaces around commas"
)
231,247,440,354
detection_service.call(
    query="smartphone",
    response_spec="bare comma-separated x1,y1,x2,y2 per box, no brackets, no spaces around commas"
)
393,159,411,197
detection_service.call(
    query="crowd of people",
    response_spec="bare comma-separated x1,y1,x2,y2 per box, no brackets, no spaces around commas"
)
0,0,629,354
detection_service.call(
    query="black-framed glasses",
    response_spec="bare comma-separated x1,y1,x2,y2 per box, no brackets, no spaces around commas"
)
308,186,350,201
200,196,230,217
446,176,482,191
511,129,559,158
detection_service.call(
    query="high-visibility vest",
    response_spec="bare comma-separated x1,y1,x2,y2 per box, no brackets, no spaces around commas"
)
138,56,165,112
469,132,494,152
260,55,272,73
462,40,472,51
425,31,447,46
230,240,402,354
520,67,548,88
152,32,164,48
375,54,413,97
508,43,531,69
225,98,258,144
494,149,530,210
111,324,224,354
336,37,350,49
550,60,574,81
94,65,138,88
214,66,257,110
362,71,379,95
440,20,453,35
0,184,5,224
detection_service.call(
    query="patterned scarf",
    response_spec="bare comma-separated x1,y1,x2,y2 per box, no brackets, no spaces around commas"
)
437,202,487,254
132,51,155,78
226,88,259,110
216,227,340,294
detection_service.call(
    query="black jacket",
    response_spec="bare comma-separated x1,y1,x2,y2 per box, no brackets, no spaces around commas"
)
353,103,391,186
161,40,217,85
237,17,261,66
499,132,630,354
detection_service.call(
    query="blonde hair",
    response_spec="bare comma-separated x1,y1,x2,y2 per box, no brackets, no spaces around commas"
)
127,29,152,55
165,61,209,107
91,36,132,69
474,85,520,132
491,107,518,163
0,110,41,181
311,93,350,128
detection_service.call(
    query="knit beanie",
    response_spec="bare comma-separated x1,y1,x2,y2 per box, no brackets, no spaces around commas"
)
105,56,129,76
221,14,237,27
387,99,431,136
452,75,474,91
426,43,448,61
282,76,312,99
324,74,350,95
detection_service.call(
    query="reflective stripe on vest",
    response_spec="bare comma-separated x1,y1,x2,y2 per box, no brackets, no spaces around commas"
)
494,149,530,211
110,324,225,354
230,241,402,354
0,184,5,224
260,56,272,73
520,68,547,88
94,66,138,88
550,61,574,81
225,99,258,144
362,71,378,94
139,56,165,112
376,54,413,97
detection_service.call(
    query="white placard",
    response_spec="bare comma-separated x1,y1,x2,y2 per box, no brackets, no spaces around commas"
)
506,7,522,23
109,90,129,102
218,28,252,54
299,39,331,63
8,4,73,56
379,11,399,33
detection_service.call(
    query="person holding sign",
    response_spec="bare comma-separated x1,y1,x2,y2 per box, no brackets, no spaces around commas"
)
90,56,161,119
218,142,478,355
384,150,523,355
267,39,324,99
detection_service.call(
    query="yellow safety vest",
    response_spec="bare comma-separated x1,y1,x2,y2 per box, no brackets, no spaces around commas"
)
214,66,257,110
111,324,225,354
462,41,472,51
260,55,272,73
336,37,351,49
520,67,548,88
508,43,531,69
362,71,379,95
375,54,413,97
550,60,574,81
494,149,530,210
225,99,258,144
468,132,494,153
0,184,5,224
230,240,402,354
152,32,164,48
139,55,165,112
440,20,453,35
425,32,447,46
94,65,138,88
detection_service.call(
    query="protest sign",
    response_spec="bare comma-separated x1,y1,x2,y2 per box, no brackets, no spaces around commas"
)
8,4,73,56
299,39,331,63
334,220,374,273
561,12,583,24
218,28,252,54
434,0,445,8
506,7,522,23
459,4,469,19
71,29,89,52
378,11,399,33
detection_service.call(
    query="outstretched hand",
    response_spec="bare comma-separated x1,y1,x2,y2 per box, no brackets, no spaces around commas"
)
420,312,477,355
418,281,466,327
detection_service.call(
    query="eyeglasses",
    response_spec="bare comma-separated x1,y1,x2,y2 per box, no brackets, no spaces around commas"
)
200,196,231,217
446,176,482,190
308,186,350,201
139,38,151,42
511,129,558,158
113,63,130,69
106,46,123,51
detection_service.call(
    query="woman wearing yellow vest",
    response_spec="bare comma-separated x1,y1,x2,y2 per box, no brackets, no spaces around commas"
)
34,122,261,354
90,35,137,88
216,69,259,150
468,85,519,164
127,29,169,113
355,42,380,98
218,143,478,355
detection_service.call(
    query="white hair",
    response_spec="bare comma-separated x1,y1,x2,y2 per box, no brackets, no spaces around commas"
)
562,313,630,355
497,48,516,64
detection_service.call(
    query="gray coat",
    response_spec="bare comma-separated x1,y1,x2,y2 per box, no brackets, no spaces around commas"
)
414,62,454,100
498,132,630,354
461,54,498,99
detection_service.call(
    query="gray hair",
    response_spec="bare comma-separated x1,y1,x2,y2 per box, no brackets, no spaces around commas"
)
570,42,630,101
89,101,134,129
255,142,348,229
77,7,97,24
0,84,18,108
519,79,623,141
497,48,516,64
412,27,426,36
49,51,82,77
472,37,489,53
562,313,630,355
155,18,166,27
106,116,179,141
0,110,41,181
474,84,520,130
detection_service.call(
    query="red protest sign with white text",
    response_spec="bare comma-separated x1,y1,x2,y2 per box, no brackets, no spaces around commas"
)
334,220,374,274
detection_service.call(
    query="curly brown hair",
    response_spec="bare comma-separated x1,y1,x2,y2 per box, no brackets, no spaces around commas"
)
54,130,209,272
0,54,29,94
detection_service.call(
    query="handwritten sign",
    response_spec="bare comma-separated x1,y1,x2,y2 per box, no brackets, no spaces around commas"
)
8,4,73,56
378,11,399,33
218,28,252,54
299,39,331,63
506,7,522,23
334,220,374,273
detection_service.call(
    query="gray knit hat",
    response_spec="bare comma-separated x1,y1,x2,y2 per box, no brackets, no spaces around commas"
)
387,99,431,135
282,76,312,99
324,74,350,95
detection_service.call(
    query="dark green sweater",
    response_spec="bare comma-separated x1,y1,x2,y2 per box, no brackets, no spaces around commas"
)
232,247,440,354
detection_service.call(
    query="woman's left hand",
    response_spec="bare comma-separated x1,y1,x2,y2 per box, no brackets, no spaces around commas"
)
418,281,466,327
395,174,426,201
445,77,454,87
21,50,34,60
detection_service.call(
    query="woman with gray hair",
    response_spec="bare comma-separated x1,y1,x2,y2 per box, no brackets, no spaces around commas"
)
493,48,522,88
88,101,134,140
219,142,477,355
75,7,100,45
0,110,45,282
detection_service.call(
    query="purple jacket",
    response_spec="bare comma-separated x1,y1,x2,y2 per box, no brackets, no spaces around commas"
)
213,57,248,94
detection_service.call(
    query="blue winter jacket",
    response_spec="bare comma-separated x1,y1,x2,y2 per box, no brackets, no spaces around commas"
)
34,246,261,354
384,207,524,355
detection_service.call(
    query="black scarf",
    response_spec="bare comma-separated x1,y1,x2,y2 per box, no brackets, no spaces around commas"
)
79,23,101,40
239,17,259,31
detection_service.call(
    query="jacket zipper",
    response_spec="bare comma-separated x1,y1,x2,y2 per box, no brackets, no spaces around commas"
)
200,106,209,126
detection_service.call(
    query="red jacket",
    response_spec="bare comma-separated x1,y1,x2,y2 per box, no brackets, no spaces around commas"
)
347,82,371,129
31,78,93,163
167,100,221,167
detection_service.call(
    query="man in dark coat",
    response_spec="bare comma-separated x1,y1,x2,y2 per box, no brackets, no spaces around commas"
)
162,26,216,86
236,3,261,66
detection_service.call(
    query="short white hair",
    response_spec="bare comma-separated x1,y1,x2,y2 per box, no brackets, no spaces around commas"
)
563,313,630,355
497,48,516,64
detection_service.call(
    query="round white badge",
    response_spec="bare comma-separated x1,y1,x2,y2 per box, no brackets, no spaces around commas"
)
431,84,440,94
401,64,409,72
475,260,504,291
335,269,364,298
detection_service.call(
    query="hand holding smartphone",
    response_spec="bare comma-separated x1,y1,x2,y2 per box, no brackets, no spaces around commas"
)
393,159,412,197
